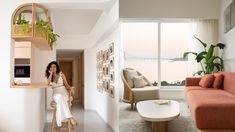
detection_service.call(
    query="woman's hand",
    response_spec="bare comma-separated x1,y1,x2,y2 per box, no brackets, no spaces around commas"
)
49,70,53,75
69,87,75,97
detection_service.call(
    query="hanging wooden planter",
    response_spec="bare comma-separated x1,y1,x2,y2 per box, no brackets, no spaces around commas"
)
11,3,53,50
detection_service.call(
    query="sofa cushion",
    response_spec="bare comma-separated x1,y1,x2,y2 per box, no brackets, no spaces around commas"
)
199,74,214,88
133,75,147,88
123,69,138,88
185,77,201,86
186,89,235,129
223,72,235,95
213,73,224,89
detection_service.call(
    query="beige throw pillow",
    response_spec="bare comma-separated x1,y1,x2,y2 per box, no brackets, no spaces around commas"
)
123,69,138,88
133,75,147,88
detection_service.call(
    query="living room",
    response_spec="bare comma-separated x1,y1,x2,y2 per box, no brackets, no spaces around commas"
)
119,0,235,132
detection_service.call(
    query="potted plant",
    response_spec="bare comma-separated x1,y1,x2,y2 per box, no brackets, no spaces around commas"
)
14,15,32,35
183,36,226,76
36,19,60,47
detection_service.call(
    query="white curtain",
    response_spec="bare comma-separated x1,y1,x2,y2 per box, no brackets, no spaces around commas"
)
188,19,219,76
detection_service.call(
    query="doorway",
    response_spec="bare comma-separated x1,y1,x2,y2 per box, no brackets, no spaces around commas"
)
60,61,73,86
56,49,85,108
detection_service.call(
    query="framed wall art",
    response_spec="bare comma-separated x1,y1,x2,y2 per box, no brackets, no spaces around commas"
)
110,71,114,83
110,56,114,69
225,1,235,33
109,43,114,56
109,85,114,98
96,42,115,98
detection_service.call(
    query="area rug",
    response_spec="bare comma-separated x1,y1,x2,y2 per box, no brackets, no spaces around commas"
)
119,100,198,132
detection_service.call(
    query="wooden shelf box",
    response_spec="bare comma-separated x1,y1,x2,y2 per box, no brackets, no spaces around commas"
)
11,3,52,50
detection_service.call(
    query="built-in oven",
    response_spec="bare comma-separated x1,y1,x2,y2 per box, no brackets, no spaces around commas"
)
14,65,30,78
14,64,31,84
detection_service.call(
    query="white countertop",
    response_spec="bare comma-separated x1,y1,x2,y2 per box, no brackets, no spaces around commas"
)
137,100,180,122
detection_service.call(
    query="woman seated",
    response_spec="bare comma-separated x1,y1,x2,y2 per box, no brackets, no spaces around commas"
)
45,61,77,127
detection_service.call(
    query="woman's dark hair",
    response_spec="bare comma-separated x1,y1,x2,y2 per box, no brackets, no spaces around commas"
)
45,61,61,82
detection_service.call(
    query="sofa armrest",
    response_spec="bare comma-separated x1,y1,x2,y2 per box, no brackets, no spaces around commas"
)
185,77,201,86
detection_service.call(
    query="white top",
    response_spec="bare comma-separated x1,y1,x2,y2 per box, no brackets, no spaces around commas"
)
49,72,64,88
137,100,180,122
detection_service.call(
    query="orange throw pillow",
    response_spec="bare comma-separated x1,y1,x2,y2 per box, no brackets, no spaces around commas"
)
199,74,215,88
213,73,224,89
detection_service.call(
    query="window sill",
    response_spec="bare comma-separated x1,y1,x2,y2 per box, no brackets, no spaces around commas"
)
159,87,185,91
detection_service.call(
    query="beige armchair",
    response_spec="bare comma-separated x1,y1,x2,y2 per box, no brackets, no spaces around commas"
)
121,68,160,109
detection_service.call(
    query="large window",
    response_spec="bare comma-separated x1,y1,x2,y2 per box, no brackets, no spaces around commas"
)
160,23,191,88
122,22,192,89
122,23,158,83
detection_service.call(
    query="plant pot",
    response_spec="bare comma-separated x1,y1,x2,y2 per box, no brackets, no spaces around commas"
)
12,25,32,36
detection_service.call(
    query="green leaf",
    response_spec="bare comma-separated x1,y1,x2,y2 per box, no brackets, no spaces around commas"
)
208,56,216,64
193,71,204,76
194,36,207,48
195,51,207,62
214,43,226,49
214,63,222,71
183,52,197,59
206,45,214,61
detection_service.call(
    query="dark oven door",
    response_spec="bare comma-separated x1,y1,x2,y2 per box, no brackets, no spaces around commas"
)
14,66,30,78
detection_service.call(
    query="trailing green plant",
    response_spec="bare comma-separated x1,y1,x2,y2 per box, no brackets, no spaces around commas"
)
16,15,31,33
183,36,226,76
36,19,60,46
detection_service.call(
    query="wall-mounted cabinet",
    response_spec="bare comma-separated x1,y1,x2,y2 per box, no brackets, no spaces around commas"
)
14,42,31,58
11,3,57,50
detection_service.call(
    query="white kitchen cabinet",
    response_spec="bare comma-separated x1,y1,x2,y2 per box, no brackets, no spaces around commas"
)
14,42,31,59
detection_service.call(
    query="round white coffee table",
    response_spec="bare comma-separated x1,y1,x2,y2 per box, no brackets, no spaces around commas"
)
137,100,180,132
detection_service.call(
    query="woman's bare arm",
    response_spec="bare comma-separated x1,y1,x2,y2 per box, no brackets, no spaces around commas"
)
46,73,53,85
61,73,71,90
61,73,75,96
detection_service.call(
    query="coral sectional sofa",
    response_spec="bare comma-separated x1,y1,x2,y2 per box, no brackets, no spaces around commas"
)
185,72,235,131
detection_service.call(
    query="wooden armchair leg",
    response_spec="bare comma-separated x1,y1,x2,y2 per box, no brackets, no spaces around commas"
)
51,109,57,132
131,103,134,110
67,121,72,132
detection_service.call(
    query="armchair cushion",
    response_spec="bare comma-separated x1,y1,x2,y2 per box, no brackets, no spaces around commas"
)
123,69,138,88
132,86,159,102
133,75,147,88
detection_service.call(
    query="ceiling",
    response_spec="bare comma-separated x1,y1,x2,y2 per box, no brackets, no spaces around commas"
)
42,1,116,36
52,9,102,36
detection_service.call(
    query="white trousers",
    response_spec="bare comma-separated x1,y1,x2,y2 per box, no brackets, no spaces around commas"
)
53,86,72,126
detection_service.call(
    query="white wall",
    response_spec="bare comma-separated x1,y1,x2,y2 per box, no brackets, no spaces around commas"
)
0,1,56,131
84,1,119,131
219,0,235,72
120,0,220,19
32,45,56,110
84,26,120,132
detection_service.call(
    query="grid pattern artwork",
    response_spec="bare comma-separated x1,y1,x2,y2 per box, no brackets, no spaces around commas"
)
96,43,115,98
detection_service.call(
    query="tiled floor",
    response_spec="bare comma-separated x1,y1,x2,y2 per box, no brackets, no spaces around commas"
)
43,104,114,132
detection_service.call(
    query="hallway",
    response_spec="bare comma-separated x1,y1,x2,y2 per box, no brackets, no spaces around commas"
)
44,104,114,132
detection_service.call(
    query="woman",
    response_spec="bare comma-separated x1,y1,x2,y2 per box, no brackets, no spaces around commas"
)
45,61,77,127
